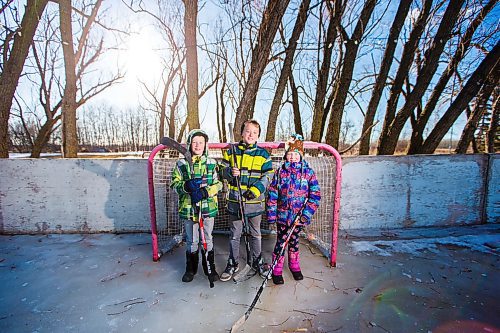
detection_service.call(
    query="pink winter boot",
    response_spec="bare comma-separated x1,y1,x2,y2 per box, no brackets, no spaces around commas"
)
271,253,285,285
288,250,303,280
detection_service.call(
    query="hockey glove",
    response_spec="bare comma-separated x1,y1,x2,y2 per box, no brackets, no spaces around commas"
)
191,188,209,205
296,215,308,226
184,178,202,193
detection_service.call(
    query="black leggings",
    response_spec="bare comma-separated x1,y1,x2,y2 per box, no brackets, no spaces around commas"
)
273,223,302,255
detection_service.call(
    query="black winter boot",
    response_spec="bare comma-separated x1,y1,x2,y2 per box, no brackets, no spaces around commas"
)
182,251,198,282
192,251,199,275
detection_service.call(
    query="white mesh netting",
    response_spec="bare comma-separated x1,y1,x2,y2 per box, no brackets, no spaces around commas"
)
148,143,341,263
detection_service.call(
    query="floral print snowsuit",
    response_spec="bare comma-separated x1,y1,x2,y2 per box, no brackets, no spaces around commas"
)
266,160,321,255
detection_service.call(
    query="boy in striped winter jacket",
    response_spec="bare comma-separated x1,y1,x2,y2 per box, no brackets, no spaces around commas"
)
266,134,321,285
219,119,274,281
171,129,222,284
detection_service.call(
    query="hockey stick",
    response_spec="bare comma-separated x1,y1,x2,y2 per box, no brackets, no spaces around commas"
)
230,199,309,332
161,136,211,287
161,137,191,166
198,206,215,288
230,143,253,282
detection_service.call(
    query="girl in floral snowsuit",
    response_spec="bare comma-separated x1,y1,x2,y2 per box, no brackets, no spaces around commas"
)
266,134,321,285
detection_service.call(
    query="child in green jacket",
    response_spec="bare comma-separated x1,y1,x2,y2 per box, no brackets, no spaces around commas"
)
171,129,222,283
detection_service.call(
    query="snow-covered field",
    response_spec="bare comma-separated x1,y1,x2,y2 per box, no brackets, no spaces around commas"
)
9,152,145,159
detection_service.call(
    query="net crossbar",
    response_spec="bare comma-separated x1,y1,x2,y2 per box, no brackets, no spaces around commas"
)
147,142,342,266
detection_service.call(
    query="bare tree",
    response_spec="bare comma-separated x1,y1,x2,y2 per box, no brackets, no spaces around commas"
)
233,0,290,141
12,0,123,157
325,0,377,148
215,47,229,142
485,87,499,153
358,0,412,154
375,0,433,155
455,65,499,153
0,0,48,158
289,73,303,136
420,40,500,153
310,0,342,143
183,0,200,131
59,0,79,157
407,0,498,154
265,0,310,141
29,22,63,158
377,0,465,155
125,1,187,141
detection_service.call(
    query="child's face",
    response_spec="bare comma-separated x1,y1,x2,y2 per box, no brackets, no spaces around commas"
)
286,151,301,163
241,123,259,145
191,135,206,156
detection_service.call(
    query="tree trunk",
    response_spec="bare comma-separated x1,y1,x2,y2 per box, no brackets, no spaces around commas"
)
407,0,497,154
265,0,310,141
217,58,228,142
183,0,200,132
455,67,498,153
233,0,290,141
325,0,377,148
169,73,186,138
376,0,433,155
59,0,79,158
420,40,500,153
359,0,412,155
31,118,59,158
160,56,184,140
486,88,499,153
310,0,342,143
289,74,303,137
377,0,465,155
0,0,48,158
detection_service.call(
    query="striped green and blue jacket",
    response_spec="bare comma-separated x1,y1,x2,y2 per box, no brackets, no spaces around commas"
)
220,142,274,217
171,155,222,222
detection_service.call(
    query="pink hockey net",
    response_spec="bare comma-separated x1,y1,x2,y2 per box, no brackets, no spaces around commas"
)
147,142,342,266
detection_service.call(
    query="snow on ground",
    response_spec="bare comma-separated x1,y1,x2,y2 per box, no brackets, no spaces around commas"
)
351,234,500,257
9,152,145,158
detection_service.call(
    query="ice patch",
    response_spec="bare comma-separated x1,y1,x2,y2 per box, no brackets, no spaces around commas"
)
351,234,499,256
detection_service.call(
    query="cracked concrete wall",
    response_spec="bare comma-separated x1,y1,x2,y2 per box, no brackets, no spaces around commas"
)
0,159,149,234
340,154,498,229
0,154,498,233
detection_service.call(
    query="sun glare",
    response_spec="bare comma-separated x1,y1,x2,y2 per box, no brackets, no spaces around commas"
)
124,28,162,82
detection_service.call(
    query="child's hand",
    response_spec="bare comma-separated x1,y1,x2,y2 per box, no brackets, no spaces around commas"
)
231,167,240,177
184,178,202,193
242,190,257,200
296,215,308,226
190,188,208,205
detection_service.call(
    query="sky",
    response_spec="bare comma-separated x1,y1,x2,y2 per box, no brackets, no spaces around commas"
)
88,1,228,141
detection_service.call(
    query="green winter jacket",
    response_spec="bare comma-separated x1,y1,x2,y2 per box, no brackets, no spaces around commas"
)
171,131,222,222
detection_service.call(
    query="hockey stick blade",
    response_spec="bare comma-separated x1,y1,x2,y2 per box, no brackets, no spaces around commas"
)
230,313,248,333
232,263,253,283
161,136,194,177
161,137,189,157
